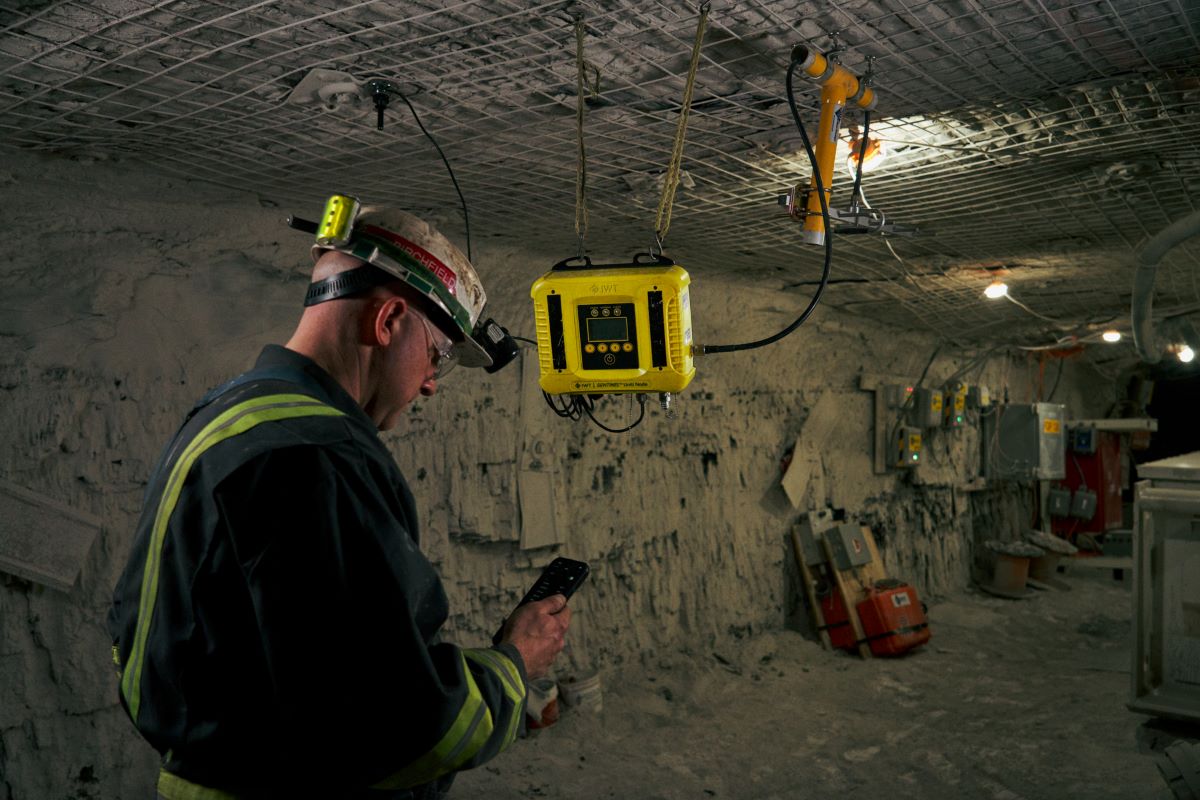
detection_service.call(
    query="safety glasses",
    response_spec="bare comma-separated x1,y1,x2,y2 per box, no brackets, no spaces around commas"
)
416,311,457,380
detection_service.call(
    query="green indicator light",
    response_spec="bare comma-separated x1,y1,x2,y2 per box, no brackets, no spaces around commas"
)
912,454,919,461
956,415,963,423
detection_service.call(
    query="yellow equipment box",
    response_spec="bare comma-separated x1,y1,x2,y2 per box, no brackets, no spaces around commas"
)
530,255,696,396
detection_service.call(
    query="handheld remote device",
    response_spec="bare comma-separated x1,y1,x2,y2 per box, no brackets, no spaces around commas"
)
492,557,589,645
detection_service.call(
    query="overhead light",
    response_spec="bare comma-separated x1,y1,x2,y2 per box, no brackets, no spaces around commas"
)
845,133,887,175
984,280,1008,299
1101,330,1122,343
1179,345,1195,363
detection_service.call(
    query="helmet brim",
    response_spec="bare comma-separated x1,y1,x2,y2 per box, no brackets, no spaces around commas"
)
453,336,494,369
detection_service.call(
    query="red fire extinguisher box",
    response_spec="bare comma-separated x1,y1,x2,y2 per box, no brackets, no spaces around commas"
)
857,582,930,657
819,590,857,651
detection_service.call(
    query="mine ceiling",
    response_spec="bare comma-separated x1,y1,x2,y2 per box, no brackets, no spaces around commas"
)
3,1,1199,374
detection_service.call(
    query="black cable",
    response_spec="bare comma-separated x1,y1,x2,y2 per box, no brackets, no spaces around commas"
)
1046,357,1065,401
850,109,870,209
388,88,473,263
700,58,832,354
1072,452,1088,490
512,335,538,345
916,343,942,388
580,394,647,433
889,342,942,445
940,344,1004,389
543,391,578,420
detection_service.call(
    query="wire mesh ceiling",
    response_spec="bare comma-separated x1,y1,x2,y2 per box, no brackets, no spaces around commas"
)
2,0,1198,366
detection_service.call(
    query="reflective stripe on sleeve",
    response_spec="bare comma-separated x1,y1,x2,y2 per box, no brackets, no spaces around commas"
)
464,648,526,748
156,768,238,800
464,648,525,705
120,394,344,723
371,651,495,790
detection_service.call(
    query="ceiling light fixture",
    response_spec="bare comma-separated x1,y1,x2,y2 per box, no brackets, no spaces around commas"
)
845,132,886,176
1178,345,1195,363
984,280,1008,299
1101,330,1122,343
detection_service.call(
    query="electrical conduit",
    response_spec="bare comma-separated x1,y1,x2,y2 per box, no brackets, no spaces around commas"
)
1133,209,1200,363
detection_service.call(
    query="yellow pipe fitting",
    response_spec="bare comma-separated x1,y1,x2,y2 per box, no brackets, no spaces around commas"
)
790,46,878,246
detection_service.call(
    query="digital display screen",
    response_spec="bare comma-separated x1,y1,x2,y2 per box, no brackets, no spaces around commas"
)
586,316,629,342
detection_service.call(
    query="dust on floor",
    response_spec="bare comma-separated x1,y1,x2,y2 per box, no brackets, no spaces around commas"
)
455,568,1170,800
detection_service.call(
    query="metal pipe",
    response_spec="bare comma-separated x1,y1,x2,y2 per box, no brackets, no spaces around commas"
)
790,46,877,246
1132,209,1200,363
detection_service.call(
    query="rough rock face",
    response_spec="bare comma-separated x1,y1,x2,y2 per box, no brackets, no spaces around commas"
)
0,150,1110,797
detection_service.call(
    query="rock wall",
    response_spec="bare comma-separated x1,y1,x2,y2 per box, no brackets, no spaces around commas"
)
0,151,1111,798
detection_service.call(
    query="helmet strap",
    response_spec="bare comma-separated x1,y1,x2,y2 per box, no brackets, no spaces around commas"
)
303,264,396,307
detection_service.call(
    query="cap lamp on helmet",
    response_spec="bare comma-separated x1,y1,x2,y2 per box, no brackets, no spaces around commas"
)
303,194,493,369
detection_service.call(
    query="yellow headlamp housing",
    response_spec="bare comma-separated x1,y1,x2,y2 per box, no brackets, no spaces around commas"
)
531,254,696,396
315,194,361,248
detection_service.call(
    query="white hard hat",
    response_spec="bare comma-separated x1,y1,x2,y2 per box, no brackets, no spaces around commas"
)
311,196,491,368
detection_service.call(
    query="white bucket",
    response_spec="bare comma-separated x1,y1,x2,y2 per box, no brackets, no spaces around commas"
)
558,670,603,713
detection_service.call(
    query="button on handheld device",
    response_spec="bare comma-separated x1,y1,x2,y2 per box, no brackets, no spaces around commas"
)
493,557,589,646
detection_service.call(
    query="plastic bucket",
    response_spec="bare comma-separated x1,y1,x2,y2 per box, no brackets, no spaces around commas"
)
558,670,603,713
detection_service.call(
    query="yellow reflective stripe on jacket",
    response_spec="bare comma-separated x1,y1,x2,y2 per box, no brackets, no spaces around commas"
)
121,394,344,722
157,768,237,800
464,648,524,705
464,648,525,747
371,652,495,790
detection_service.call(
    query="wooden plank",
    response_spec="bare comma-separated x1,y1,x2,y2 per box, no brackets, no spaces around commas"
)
858,373,890,392
872,385,888,475
860,372,890,474
791,524,831,650
857,526,888,587
821,534,872,659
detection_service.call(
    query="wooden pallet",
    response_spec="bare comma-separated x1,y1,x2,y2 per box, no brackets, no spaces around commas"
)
793,522,889,659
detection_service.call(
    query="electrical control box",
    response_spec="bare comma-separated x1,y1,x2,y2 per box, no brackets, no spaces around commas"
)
1052,430,1123,538
530,255,695,396
893,426,922,468
825,522,873,570
1104,528,1133,557
1069,488,1097,520
883,384,915,409
944,383,968,428
1048,487,1071,517
1069,424,1097,455
794,509,837,566
982,402,1066,480
967,384,991,409
911,388,943,429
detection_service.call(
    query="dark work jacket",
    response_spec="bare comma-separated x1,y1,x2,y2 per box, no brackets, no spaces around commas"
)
108,345,527,799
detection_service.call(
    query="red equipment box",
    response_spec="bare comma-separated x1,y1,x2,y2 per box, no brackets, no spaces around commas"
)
819,581,930,656
1051,430,1123,537
856,583,930,657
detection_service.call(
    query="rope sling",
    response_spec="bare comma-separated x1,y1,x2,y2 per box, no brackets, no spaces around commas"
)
653,2,710,253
